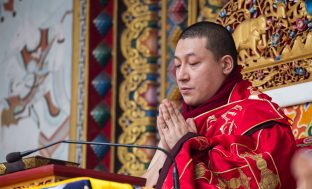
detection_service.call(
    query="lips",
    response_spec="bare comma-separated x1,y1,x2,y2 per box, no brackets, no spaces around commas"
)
180,87,192,94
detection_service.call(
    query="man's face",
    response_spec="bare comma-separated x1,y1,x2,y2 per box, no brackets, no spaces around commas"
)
174,37,227,106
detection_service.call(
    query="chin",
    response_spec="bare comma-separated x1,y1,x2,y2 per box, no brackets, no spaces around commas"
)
183,99,197,106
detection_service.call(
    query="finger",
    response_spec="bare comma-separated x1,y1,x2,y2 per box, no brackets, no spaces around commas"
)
159,108,170,131
186,118,197,133
157,115,170,150
165,101,179,125
160,104,175,130
157,124,165,140
162,98,169,104
172,102,186,124
157,116,164,133
169,101,189,134
157,115,167,138
157,111,167,130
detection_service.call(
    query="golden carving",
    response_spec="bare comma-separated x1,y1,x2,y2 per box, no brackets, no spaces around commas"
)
198,0,228,22
217,0,312,90
2,176,66,189
23,158,50,169
169,27,182,50
118,0,159,176
0,164,6,175
135,80,158,111
243,57,312,91
118,132,156,175
133,132,157,162
137,28,158,57
167,86,182,102
232,15,267,58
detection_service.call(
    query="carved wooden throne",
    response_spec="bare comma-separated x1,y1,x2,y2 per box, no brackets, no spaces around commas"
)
216,0,312,142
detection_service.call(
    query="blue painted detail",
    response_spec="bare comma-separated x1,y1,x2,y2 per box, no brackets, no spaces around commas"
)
308,22,312,29
92,72,111,96
99,0,109,6
294,67,307,76
147,74,158,81
289,30,296,38
92,43,112,67
57,179,91,189
149,4,160,11
91,134,110,159
271,33,281,47
305,0,312,16
275,55,281,61
219,10,226,18
308,125,312,136
249,6,256,14
145,110,158,117
94,162,108,172
130,91,134,100
91,103,110,127
93,12,112,36
226,25,233,33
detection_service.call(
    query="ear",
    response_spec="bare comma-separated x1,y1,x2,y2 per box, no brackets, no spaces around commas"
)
220,55,234,75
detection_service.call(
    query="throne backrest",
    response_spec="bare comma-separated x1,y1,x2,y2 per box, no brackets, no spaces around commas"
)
216,0,312,140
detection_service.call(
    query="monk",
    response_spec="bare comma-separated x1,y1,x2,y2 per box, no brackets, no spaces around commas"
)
292,148,312,189
143,21,296,189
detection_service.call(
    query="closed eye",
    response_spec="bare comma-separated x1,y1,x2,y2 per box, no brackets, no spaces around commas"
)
190,62,200,66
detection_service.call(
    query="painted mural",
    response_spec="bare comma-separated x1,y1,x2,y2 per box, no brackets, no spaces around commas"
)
283,103,312,140
0,0,73,162
0,0,311,175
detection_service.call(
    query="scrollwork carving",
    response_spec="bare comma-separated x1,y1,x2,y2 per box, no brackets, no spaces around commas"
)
217,0,312,90
118,0,159,176
243,57,312,90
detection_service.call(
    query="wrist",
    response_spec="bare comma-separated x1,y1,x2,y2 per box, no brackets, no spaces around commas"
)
158,140,170,151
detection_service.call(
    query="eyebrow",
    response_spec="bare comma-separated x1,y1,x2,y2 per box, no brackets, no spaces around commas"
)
174,52,198,61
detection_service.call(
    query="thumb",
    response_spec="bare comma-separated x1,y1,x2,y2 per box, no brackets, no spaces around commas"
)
186,118,197,133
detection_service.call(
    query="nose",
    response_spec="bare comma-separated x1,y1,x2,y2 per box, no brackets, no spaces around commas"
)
176,64,190,82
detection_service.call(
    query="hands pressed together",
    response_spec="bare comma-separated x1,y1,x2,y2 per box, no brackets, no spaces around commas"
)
142,99,197,186
157,99,197,150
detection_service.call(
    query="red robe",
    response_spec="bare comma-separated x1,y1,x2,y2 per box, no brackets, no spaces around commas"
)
156,80,296,189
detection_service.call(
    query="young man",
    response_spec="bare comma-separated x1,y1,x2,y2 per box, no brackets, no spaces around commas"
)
143,21,296,188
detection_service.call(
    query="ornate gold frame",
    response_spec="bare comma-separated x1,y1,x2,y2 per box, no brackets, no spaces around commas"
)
69,0,89,167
